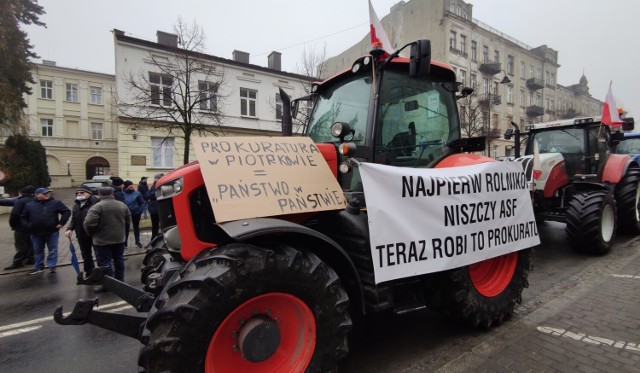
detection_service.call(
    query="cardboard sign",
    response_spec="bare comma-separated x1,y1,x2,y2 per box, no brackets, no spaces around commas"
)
192,136,346,223
360,161,540,284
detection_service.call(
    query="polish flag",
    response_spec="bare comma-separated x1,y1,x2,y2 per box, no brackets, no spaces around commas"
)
601,81,624,127
369,0,392,51
533,141,542,180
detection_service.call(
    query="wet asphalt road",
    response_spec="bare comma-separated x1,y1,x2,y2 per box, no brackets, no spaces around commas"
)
0,221,638,372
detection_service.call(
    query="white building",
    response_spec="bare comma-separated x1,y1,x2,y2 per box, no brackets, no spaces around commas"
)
113,29,313,181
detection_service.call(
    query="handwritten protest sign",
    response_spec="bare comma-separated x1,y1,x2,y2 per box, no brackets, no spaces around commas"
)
360,161,540,284
192,136,346,223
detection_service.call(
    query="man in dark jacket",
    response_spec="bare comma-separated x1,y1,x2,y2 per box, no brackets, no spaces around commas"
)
21,188,71,274
64,187,99,275
147,173,164,240
110,177,125,202
3,185,36,270
138,176,149,219
84,187,131,288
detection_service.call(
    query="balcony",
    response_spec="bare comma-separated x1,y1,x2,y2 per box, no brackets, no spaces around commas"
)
526,78,544,91
479,60,501,75
449,47,468,59
526,105,545,117
478,93,501,106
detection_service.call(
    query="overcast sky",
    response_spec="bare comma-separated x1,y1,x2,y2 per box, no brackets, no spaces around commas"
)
24,0,638,118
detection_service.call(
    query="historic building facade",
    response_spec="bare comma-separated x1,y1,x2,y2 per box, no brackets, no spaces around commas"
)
21,61,118,187
323,0,603,157
113,30,313,181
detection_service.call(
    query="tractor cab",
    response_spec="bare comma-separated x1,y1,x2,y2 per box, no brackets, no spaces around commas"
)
303,41,479,194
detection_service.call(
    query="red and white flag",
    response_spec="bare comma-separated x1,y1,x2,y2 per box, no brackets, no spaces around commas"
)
532,140,542,180
601,81,624,127
369,0,392,51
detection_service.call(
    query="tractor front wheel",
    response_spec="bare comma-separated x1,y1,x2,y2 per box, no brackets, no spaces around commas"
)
615,168,640,234
425,249,531,329
566,190,617,255
138,242,352,373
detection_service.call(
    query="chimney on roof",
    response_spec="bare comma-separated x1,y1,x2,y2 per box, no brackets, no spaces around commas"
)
42,60,56,67
268,51,282,71
157,31,178,48
233,50,250,64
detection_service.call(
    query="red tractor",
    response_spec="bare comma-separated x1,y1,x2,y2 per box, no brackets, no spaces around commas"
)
56,40,536,372
506,116,638,255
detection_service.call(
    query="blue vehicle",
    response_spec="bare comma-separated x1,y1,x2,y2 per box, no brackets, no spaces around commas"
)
616,132,640,164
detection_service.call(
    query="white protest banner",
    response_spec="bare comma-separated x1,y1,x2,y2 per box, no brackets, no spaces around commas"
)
360,161,540,284
192,136,346,223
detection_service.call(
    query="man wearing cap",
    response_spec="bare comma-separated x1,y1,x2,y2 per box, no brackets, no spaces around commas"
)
3,185,36,270
64,187,99,275
21,188,71,274
110,176,126,202
84,187,131,287
147,173,164,240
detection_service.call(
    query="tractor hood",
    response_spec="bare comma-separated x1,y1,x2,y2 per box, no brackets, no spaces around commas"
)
515,153,568,194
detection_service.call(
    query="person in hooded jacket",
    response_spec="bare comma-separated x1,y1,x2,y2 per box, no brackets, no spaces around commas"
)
138,176,149,219
21,188,71,274
3,185,36,270
147,173,164,241
123,180,145,248
64,187,99,275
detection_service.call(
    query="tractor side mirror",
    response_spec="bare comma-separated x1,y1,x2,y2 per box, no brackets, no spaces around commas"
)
410,40,431,77
622,117,635,132
504,128,514,140
610,132,624,144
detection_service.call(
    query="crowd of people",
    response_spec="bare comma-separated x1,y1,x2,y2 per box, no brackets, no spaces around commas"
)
1,174,165,292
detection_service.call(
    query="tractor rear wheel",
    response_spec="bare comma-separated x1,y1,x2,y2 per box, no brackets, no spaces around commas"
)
615,168,640,234
138,242,352,373
425,249,531,329
566,190,616,255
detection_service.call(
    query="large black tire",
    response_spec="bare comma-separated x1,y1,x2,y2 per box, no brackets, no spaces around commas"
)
565,190,617,255
425,249,531,329
615,168,640,234
138,242,352,373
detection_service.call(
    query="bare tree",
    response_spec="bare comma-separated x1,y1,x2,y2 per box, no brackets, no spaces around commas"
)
459,95,484,138
288,44,327,133
117,18,227,165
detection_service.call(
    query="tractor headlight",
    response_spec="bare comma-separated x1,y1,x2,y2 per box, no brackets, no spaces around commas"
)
156,177,184,200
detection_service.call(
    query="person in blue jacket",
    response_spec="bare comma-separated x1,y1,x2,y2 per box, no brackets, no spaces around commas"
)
123,180,145,248
21,188,71,274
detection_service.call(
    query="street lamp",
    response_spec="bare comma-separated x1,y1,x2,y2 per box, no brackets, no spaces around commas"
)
485,73,511,156
66,160,71,176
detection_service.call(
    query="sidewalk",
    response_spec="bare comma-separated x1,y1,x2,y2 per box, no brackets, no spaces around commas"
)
0,188,151,275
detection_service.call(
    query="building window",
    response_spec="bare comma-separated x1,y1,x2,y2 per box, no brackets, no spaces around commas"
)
471,41,477,62
537,67,542,80
66,83,78,102
551,73,556,86
41,119,53,137
482,46,489,63
459,69,466,86
459,35,466,53
275,93,283,120
90,87,103,105
149,72,173,107
520,61,525,78
151,137,174,168
493,50,500,64
240,88,257,117
520,89,525,107
506,86,513,104
40,80,53,99
198,81,218,111
482,78,489,95
91,122,103,140
470,73,477,89
507,55,514,75
529,65,534,79
449,31,457,50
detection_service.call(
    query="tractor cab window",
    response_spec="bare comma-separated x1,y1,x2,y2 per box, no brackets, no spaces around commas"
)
374,69,459,167
307,75,371,144
530,128,586,176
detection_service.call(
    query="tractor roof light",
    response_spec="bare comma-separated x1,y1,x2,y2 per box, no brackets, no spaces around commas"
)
574,117,594,125
331,122,355,141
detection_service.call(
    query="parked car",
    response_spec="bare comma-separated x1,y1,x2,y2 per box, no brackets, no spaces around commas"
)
79,180,110,195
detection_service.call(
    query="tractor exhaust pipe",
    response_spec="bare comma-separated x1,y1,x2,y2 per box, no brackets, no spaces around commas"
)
280,87,292,137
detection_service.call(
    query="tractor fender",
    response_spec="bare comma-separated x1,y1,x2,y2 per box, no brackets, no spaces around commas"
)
435,153,495,168
603,154,637,184
213,218,366,314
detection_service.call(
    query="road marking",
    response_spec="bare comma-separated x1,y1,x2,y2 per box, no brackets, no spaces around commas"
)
0,326,42,338
537,326,640,352
0,300,132,333
611,274,640,279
